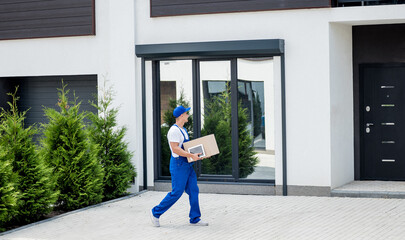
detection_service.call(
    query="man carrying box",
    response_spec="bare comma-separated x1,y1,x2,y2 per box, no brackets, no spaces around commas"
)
150,105,209,227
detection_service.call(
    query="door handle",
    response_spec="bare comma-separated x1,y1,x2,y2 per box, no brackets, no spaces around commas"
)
366,123,374,127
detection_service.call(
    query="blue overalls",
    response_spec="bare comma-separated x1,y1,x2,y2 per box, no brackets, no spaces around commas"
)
152,124,201,224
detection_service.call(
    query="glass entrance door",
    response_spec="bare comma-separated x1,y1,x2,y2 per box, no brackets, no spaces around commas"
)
152,57,276,183
199,60,233,177
237,58,275,180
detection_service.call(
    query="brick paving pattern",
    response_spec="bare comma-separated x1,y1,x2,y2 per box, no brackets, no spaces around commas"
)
2,191,405,240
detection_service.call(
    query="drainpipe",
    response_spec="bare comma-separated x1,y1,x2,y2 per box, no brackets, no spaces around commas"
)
281,53,287,196
141,58,147,191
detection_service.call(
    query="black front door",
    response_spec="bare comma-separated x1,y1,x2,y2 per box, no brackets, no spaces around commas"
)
361,64,405,180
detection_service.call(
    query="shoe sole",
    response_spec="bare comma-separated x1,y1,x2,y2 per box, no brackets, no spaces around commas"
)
190,223,209,226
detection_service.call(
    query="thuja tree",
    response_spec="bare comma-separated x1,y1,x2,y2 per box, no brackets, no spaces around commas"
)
0,148,18,231
237,98,259,177
160,90,192,176
0,89,58,225
41,82,104,211
201,85,258,178
88,86,136,201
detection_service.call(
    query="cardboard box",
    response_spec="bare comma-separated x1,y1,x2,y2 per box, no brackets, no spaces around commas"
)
183,134,220,162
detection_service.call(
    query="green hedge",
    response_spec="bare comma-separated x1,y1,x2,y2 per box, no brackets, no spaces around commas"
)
0,149,18,231
0,88,58,228
40,83,104,211
0,82,137,231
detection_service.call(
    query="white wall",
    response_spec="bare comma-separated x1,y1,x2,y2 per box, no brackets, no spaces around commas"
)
2,0,405,192
135,1,405,189
135,1,332,187
0,0,140,191
145,61,154,188
99,1,138,191
329,23,354,189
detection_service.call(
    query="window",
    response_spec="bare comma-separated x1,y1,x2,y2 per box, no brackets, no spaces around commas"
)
158,60,193,177
152,58,276,183
137,39,285,188
200,60,233,177
237,58,275,180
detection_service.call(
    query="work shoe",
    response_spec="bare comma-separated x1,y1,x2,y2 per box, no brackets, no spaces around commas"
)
150,210,160,227
190,220,209,226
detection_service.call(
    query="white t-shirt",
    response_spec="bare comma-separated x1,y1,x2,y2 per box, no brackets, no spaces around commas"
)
167,125,189,158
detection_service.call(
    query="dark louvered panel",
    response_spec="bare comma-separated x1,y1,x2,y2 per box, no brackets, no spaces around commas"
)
151,0,331,17
0,75,97,127
0,0,95,40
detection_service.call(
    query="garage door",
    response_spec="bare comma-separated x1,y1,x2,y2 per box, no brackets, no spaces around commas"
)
0,75,97,127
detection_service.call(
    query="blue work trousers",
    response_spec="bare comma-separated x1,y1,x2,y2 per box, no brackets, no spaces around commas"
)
152,156,201,223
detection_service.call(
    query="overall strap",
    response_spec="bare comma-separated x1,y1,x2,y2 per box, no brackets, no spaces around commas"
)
174,124,189,141
172,124,191,163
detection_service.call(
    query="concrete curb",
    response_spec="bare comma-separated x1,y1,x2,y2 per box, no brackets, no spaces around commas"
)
331,190,405,199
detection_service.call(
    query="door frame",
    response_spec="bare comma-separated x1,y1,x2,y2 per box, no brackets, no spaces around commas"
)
136,39,288,195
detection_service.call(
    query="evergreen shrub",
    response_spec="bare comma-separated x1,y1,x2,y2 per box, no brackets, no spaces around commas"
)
41,82,104,211
88,86,136,201
0,88,58,226
0,148,18,231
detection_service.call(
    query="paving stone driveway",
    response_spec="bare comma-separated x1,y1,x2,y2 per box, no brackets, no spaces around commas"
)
2,191,405,240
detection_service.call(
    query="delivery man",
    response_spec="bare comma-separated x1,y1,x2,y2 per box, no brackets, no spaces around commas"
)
150,105,208,227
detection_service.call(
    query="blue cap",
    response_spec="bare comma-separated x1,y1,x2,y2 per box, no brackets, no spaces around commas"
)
173,105,191,118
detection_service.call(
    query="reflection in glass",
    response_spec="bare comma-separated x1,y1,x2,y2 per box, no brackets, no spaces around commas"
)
238,58,275,180
200,61,233,176
159,60,193,176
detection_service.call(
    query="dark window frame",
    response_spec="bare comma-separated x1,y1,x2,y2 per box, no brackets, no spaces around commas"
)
136,39,288,194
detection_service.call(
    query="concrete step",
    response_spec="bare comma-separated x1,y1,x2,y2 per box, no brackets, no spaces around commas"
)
331,180,405,199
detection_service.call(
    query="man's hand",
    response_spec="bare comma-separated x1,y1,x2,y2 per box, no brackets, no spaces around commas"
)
169,142,206,162
190,153,202,161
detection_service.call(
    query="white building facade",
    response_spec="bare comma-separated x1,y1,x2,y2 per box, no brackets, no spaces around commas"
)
1,0,405,196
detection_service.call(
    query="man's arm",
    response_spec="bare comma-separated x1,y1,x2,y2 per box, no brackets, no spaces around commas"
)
170,142,202,161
